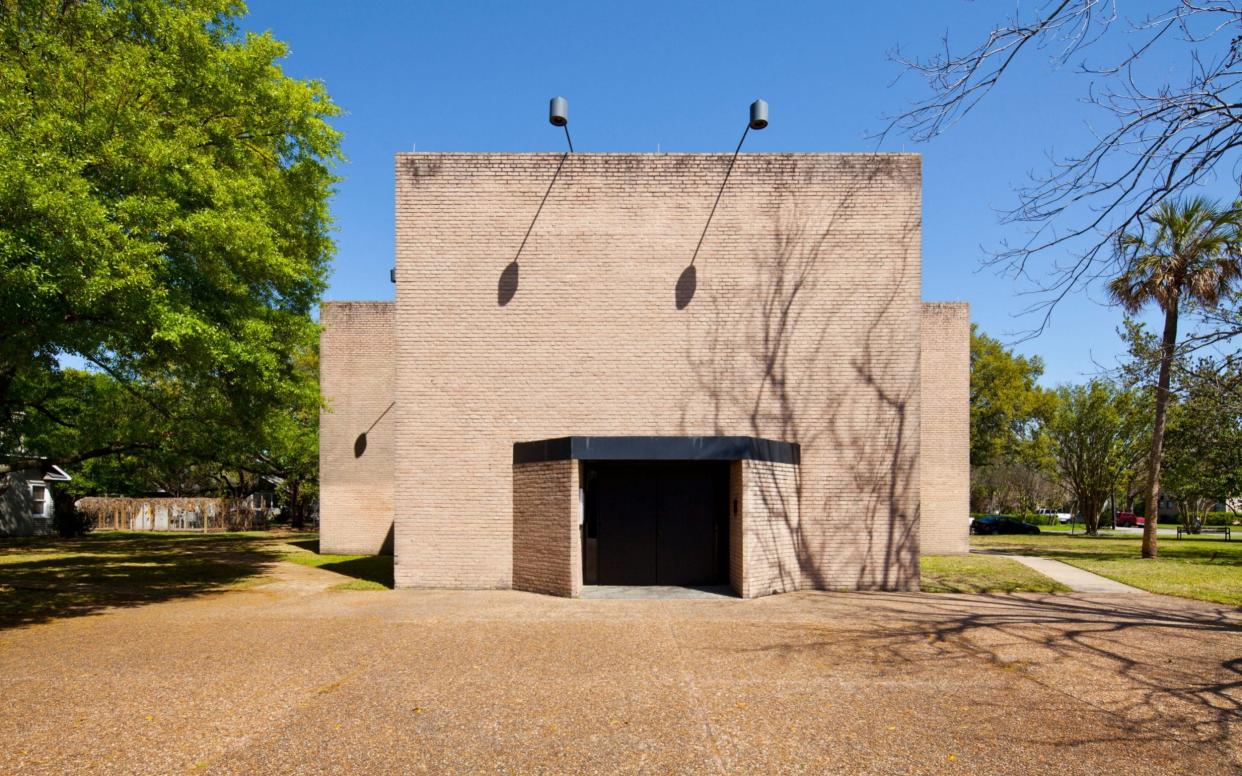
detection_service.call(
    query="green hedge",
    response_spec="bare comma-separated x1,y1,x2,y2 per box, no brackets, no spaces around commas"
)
1201,511,1240,526
1156,512,1239,526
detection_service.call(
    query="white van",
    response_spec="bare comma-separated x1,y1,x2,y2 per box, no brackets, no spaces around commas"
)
1036,508,1072,524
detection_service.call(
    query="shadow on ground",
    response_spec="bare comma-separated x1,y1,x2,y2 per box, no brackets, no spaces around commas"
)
973,533,1242,566
280,539,394,589
314,555,393,588
0,532,287,630
755,591,1242,759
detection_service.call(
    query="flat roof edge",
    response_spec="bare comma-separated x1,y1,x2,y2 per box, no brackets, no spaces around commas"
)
514,436,800,465
395,151,921,158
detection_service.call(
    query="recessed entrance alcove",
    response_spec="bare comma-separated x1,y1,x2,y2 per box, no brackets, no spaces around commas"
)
511,436,800,598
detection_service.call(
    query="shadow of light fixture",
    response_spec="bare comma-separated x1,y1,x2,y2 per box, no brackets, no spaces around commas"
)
498,260,520,306
498,97,575,307
353,401,396,459
676,98,769,310
675,264,697,310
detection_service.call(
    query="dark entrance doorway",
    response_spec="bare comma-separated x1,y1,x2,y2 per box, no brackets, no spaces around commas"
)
582,461,729,586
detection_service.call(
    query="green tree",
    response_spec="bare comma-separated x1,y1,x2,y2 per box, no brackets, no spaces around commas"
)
1047,381,1144,536
56,345,320,526
1112,320,1157,514
1162,358,1242,531
220,343,319,527
1109,198,1242,557
969,326,1057,511
0,0,340,476
970,326,1055,466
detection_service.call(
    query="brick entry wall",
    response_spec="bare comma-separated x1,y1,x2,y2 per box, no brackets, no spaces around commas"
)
919,303,971,555
730,460,804,598
513,456,799,599
394,153,925,591
319,302,396,555
512,460,581,597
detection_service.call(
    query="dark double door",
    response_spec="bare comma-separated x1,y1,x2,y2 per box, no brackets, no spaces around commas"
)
583,461,729,587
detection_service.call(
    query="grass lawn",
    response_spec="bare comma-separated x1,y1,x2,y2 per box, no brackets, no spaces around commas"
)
920,554,1070,594
1003,523,1129,534
281,540,393,590
972,532,1242,606
0,530,294,628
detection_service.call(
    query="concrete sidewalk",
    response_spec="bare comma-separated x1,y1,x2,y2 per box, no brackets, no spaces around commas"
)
1005,554,1148,594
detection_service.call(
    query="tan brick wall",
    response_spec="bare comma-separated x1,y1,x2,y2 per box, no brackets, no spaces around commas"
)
394,153,923,591
319,301,396,555
512,460,580,597
736,460,803,598
919,302,971,555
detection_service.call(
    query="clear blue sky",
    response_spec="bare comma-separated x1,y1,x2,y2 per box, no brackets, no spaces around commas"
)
243,0,1199,386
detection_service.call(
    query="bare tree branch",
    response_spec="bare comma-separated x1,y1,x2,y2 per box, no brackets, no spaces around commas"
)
882,1,1242,338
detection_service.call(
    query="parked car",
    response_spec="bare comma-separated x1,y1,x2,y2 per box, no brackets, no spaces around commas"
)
1114,511,1144,528
1036,508,1073,524
970,515,1042,535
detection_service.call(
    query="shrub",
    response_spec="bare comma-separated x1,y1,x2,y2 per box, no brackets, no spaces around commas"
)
52,491,95,537
1201,511,1240,526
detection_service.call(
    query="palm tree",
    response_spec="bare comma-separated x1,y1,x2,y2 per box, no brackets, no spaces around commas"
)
1109,197,1242,558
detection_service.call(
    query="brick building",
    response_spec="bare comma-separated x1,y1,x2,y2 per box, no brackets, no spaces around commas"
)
320,152,969,597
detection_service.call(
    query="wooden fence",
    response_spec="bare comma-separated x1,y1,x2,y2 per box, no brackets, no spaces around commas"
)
76,497,267,532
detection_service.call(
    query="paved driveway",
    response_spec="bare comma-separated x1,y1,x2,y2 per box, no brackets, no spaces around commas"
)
1,562,1239,775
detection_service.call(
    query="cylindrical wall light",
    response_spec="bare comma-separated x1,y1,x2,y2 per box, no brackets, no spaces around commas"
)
749,99,769,130
549,96,569,127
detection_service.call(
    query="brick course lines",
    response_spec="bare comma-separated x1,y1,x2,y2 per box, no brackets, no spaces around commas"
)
319,302,395,556
393,153,924,591
919,302,971,555
737,460,803,599
512,460,580,597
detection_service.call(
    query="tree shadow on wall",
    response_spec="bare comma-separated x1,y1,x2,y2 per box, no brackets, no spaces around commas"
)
681,154,923,592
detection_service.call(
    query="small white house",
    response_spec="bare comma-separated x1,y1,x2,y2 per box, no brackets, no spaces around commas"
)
0,464,72,536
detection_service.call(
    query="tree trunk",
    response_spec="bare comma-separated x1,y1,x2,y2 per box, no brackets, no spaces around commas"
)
290,480,304,530
1084,493,1103,536
1143,302,1179,559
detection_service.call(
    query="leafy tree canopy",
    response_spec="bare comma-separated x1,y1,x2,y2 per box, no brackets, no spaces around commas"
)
1108,197,1242,556
1163,357,1242,527
1046,380,1147,536
0,0,340,475
969,325,1055,468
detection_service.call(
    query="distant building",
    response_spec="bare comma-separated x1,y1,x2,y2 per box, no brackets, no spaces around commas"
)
1157,493,1233,520
0,463,71,536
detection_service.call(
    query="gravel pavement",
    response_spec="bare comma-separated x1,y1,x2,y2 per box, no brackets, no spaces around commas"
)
1,561,1239,775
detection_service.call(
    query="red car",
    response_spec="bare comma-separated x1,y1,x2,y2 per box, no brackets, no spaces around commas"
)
1115,511,1144,527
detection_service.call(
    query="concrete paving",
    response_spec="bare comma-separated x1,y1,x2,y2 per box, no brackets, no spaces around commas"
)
1098,526,1179,537
581,584,737,599
1,562,1239,775
1005,555,1149,594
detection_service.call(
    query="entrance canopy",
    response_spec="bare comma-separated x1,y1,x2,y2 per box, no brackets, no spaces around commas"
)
511,435,801,599
513,435,800,465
